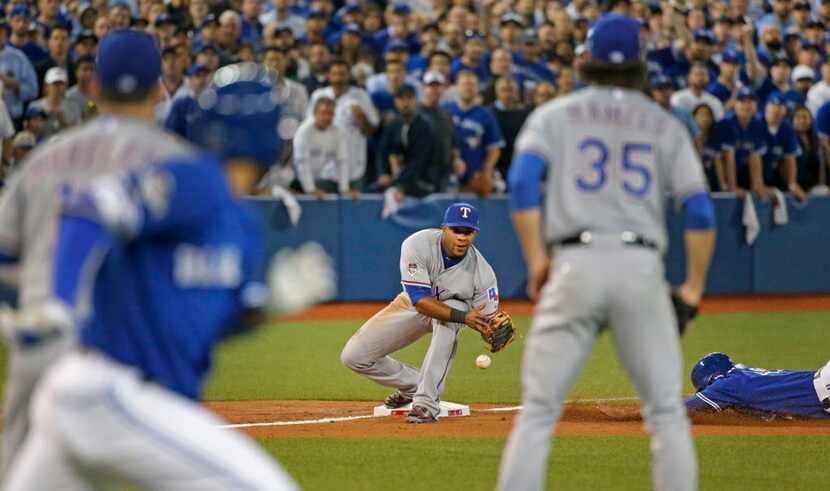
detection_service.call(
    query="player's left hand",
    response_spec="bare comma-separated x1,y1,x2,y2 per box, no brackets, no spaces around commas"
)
268,242,336,315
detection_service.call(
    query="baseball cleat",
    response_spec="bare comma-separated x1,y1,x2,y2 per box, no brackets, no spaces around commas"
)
406,405,437,424
384,390,414,409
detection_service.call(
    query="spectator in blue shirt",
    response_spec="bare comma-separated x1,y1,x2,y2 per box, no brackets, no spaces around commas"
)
370,4,419,57
763,93,806,200
649,74,700,141
443,70,504,196
706,51,740,110
758,0,794,37
450,34,490,84
0,23,38,121
7,6,48,67
721,88,770,199
756,57,802,114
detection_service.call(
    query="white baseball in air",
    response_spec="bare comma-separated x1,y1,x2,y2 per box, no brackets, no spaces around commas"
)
476,354,492,369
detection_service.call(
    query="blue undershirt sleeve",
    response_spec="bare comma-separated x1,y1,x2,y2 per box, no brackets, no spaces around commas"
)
508,152,548,210
0,251,16,264
683,191,716,230
403,284,433,306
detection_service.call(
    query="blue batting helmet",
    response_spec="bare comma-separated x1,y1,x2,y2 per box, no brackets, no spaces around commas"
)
189,63,282,168
691,352,735,391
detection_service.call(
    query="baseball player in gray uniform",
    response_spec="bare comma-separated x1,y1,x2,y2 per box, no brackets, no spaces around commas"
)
341,203,499,423
0,30,197,477
497,15,716,491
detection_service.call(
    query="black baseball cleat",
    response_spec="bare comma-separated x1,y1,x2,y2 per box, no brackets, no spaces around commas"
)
406,405,438,424
384,390,414,409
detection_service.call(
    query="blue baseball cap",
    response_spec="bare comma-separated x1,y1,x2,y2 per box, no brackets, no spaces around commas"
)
767,91,786,105
650,74,673,89
188,63,210,76
720,50,740,64
443,203,480,231
96,30,161,98
691,352,735,391
384,40,408,53
392,4,411,16
587,14,641,64
692,30,714,44
736,86,756,99
10,5,31,18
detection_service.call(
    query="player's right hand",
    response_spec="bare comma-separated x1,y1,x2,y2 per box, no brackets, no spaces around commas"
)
464,304,491,332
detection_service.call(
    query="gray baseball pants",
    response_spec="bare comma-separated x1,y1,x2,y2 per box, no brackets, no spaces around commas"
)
340,293,466,418
497,246,697,491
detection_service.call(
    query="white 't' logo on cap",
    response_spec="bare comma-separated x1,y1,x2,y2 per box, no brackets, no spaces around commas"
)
461,207,470,218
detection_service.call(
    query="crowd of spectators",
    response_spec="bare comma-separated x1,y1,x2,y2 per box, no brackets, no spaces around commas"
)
0,0,829,201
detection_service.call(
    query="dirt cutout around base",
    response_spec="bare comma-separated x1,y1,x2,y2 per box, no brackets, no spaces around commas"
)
206,400,830,439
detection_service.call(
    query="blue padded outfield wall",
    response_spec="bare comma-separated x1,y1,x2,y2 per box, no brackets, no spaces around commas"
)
250,194,830,301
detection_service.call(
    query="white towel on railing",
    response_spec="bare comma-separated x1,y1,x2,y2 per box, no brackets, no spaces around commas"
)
382,187,404,219
772,188,789,225
742,193,760,245
270,185,302,225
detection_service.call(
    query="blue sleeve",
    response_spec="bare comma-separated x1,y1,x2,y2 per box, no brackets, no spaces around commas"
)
508,152,548,210
753,122,768,155
52,215,113,308
0,251,16,264
18,53,38,102
403,284,432,305
64,156,230,241
682,191,715,230
686,393,715,412
717,120,736,150
783,124,800,156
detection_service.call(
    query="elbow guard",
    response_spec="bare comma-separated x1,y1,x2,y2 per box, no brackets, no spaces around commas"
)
683,192,716,230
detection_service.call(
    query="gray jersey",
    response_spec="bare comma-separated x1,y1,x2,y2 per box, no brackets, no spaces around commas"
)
0,115,196,307
514,86,708,251
399,229,499,315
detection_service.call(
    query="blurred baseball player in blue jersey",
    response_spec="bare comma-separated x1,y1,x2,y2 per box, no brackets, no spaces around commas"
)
687,353,830,420
3,63,335,490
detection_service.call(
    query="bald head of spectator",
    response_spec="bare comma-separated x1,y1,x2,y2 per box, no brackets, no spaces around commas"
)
218,10,241,48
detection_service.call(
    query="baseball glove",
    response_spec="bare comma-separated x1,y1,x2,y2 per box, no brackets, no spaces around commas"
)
671,291,699,336
479,311,516,353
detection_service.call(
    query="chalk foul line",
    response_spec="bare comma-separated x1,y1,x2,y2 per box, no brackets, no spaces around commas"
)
218,396,641,429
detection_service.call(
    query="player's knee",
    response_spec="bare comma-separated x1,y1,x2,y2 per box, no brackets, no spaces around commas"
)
340,342,373,372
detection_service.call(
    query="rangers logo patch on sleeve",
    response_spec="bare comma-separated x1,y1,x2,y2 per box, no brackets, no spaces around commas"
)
488,287,498,302
408,263,418,277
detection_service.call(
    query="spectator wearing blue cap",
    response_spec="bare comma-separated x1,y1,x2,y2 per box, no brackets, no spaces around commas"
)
806,60,830,114
35,24,75,96
721,88,770,199
443,70,504,196
450,34,490,84
672,62,725,121
164,63,213,139
0,20,39,122
22,105,47,139
191,14,217,53
763,92,806,200
72,30,98,61
376,83,440,197
513,34,556,86
649,27,718,91
706,52,741,110
7,5,48,67
756,57,803,112
260,0,306,39
301,9,330,46
370,3,420,57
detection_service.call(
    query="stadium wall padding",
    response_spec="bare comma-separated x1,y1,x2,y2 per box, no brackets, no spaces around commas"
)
249,195,830,301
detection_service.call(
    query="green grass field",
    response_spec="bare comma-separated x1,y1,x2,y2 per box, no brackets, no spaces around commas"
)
2,310,829,489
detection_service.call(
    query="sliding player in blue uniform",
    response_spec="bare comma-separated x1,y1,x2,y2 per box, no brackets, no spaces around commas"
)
687,352,830,419
4,63,335,490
